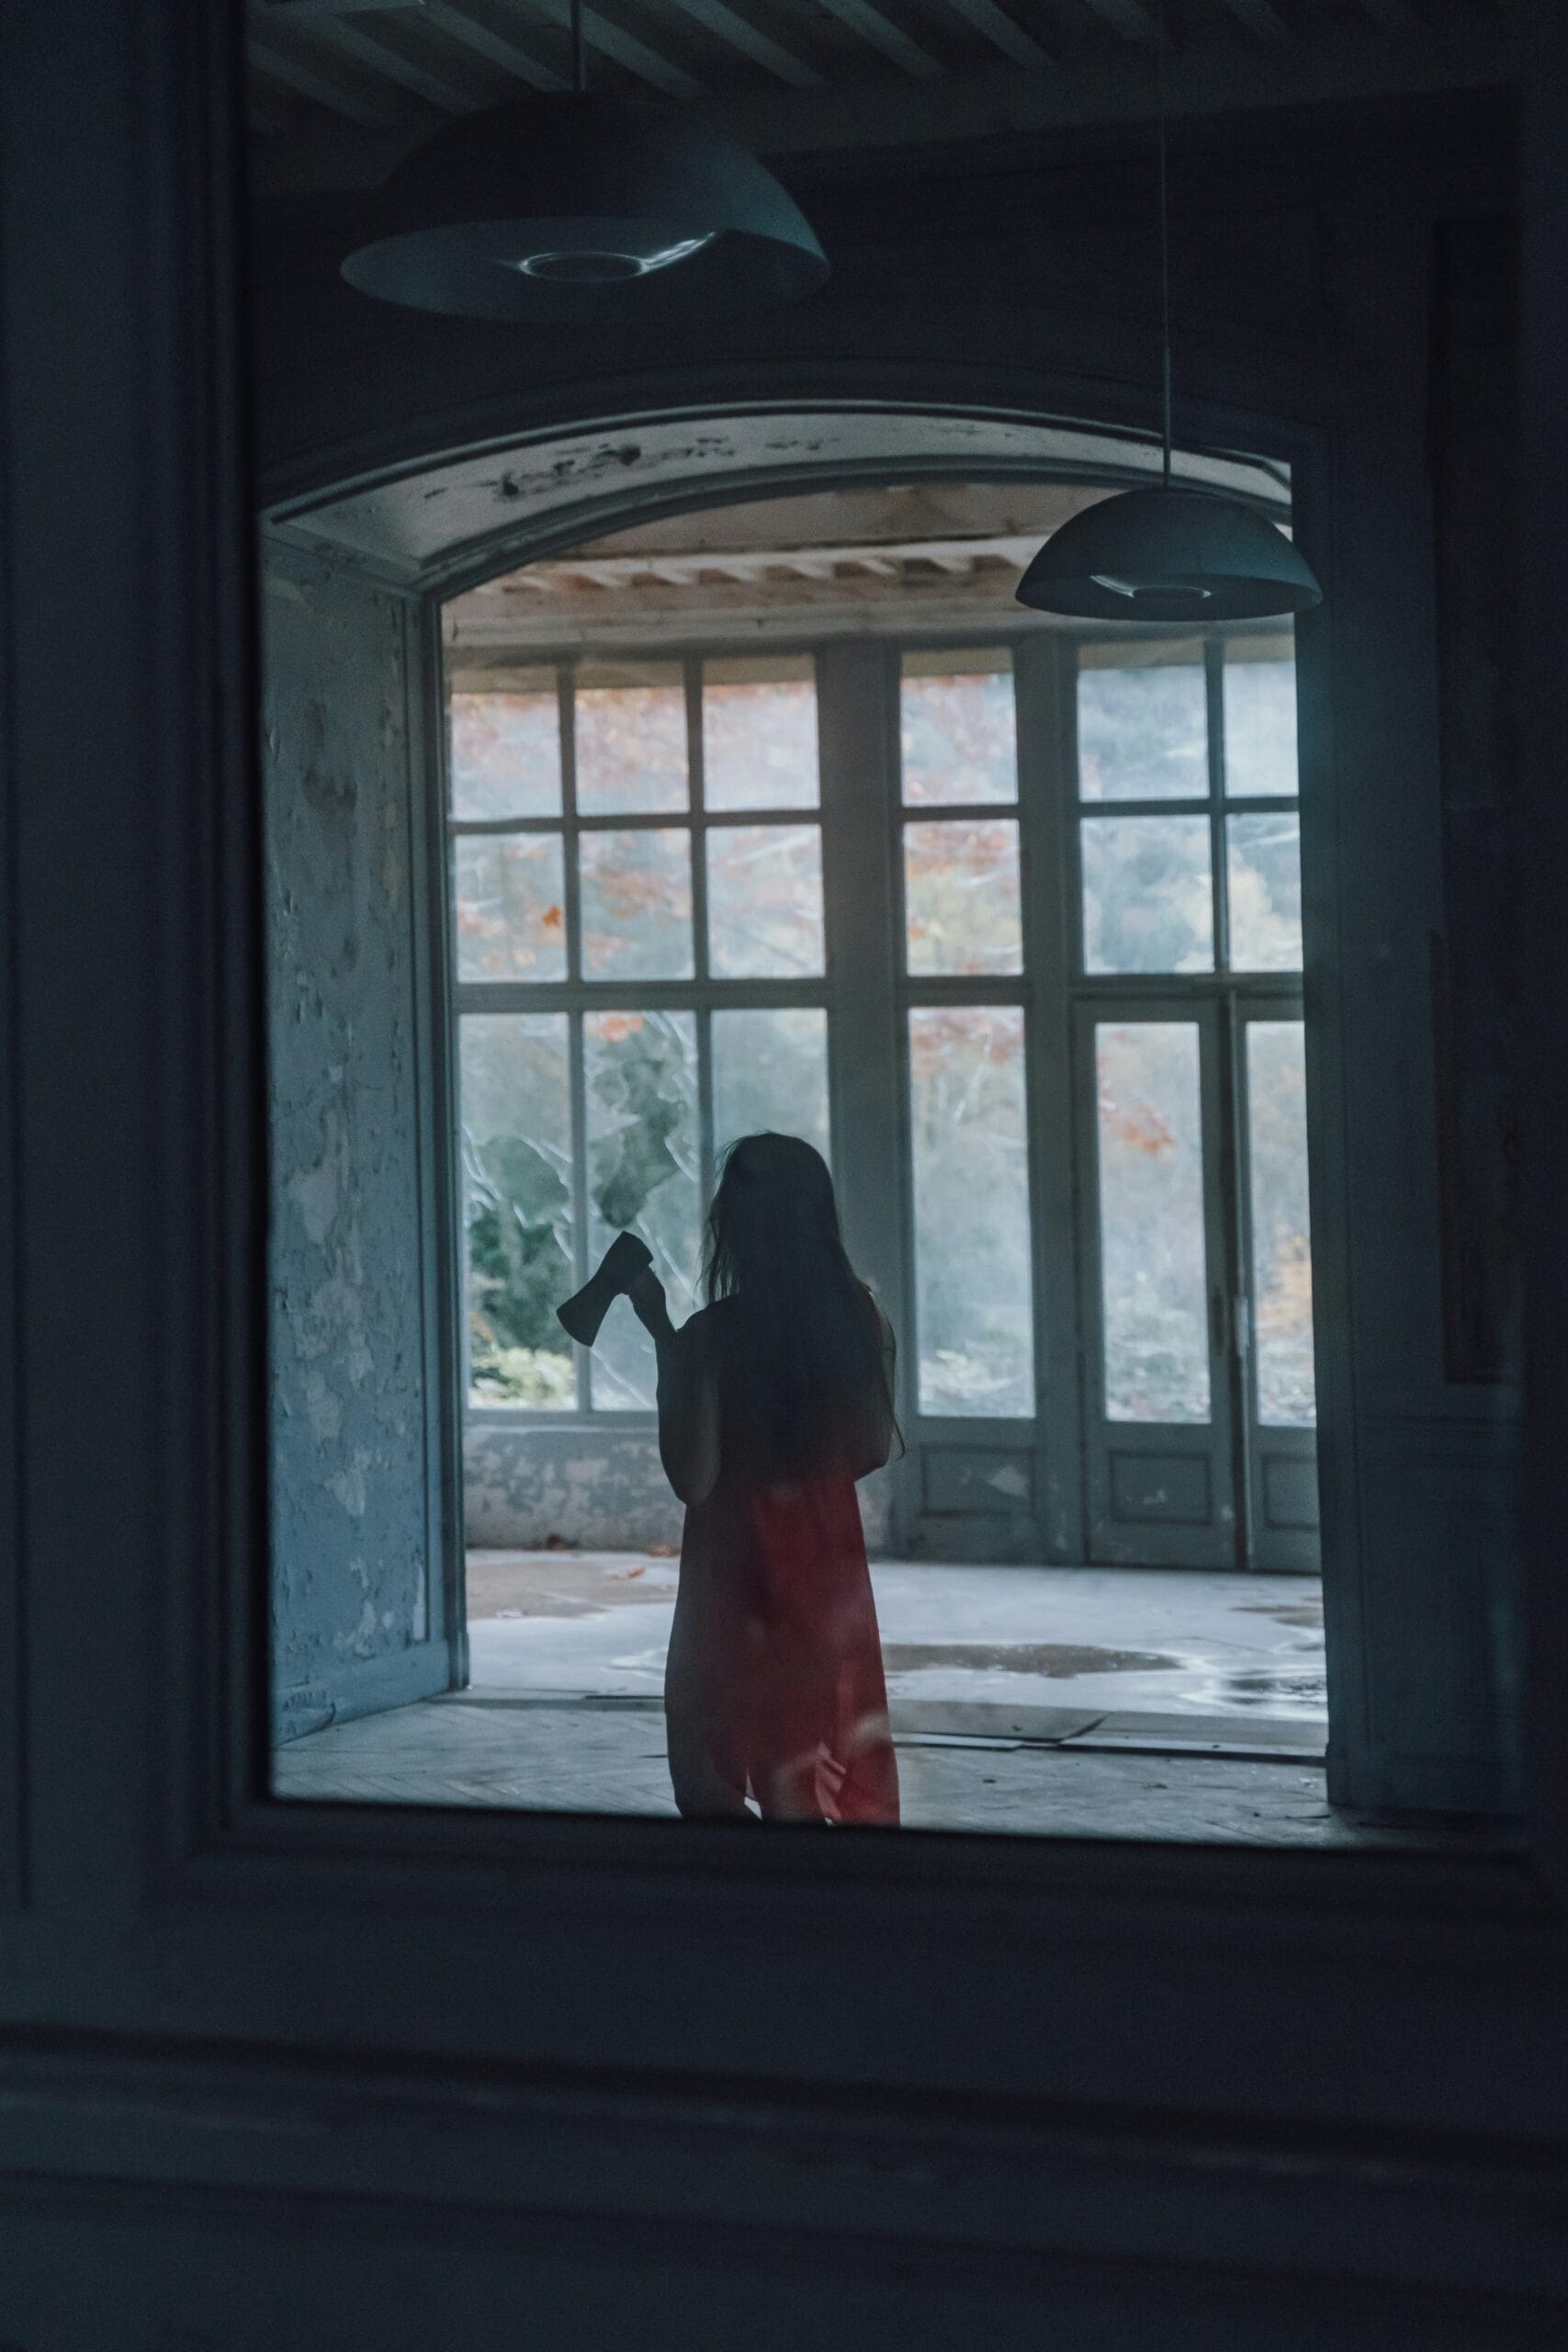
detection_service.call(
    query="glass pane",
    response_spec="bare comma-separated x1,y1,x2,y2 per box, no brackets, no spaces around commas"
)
1080,815,1213,975
712,1008,830,1161
574,662,689,814
705,824,825,978
908,1007,1034,1416
904,820,1023,976
900,650,1017,806
1226,811,1303,971
584,1012,700,1410
449,682,562,820
579,829,693,979
1077,649,1207,801
703,654,819,810
1096,1023,1210,1422
1224,646,1298,797
460,1014,574,1409
453,833,567,981
1247,1023,1316,1426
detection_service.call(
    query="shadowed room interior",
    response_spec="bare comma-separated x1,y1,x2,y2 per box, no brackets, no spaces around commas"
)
7,1,1568,2345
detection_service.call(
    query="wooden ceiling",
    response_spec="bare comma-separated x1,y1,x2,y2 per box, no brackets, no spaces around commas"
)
442,479,1203,650
248,0,1516,185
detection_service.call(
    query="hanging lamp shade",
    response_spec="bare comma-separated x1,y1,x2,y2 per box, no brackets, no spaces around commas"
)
340,93,829,322
1015,485,1323,624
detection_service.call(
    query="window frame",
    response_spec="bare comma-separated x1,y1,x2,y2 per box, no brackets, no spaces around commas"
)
448,645,835,1428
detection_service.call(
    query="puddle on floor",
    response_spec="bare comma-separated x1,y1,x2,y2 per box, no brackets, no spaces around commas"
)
880,1644,1180,1678
1218,1670,1328,1707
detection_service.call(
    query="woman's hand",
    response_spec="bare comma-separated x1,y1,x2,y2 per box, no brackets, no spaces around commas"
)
627,1265,673,1341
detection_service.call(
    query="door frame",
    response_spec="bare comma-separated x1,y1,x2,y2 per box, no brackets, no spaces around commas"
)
1073,995,1241,1569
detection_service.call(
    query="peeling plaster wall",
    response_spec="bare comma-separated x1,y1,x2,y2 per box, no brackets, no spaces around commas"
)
266,541,454,1739
463,1426,894,1555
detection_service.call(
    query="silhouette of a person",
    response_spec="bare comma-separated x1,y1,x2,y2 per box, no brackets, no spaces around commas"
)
628,1133,901,1825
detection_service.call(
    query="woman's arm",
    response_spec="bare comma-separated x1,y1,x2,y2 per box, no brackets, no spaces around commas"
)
629,1271,721,1507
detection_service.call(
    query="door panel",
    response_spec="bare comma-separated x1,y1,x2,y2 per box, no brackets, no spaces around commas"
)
1239,1012,1321,1570
1077,1003,1240,1567
901,994,1043,1560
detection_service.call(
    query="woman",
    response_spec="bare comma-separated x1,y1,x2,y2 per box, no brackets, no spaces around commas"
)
628,1133,901,1826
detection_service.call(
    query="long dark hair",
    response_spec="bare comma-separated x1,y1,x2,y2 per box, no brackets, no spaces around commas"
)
704,1133,896,1476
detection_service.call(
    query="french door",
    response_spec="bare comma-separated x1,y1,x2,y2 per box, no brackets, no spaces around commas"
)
447,622,1321,1575
1075,996,1319,1571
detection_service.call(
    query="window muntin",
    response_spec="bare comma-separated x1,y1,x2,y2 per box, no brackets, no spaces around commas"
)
573,661,689,814
449,675,563,820
1077,641,1207,802
450,629,1308,1456
459,1013,575,1410
899,647,1017,806
1080,815,1214,977
705,824,826,978
449,654,830,1418
1247,1021,1317,1427
702,652,820,810
903,819,1023,977
908,1005,1035,1418
1075,634,1303,979
897,650,1036,1420
1222,638,1299,798
1226,812,1304,971
1074,632,1309,1445
579,828,694,980
584,1010,702,1411
1095,1021,1211,1424
454,833,569,983
712,1007,830,1162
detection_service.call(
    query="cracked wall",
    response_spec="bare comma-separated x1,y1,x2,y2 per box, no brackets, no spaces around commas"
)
463,1424,894,1555
265,542,450,1739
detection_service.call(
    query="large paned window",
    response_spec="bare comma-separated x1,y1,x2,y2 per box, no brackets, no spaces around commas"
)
445,617,1315,1569
450,655,829,1414
1072,630,1314,1571
898,650,1035,1418
1074,635,1312,1434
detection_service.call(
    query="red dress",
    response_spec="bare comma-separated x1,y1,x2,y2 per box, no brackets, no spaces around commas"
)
662,1300,900,1826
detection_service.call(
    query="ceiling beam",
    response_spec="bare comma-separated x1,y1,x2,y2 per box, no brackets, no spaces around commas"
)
1218,0,1291,36
503,0,702,97
307,15,487,110
264,0,701,96
260,0,418,13
1079,0,1162,41
246,33,402,125
1353,0,1421,27
660,0,824,88
417,1,567,91
939,0,1058,71
811,0,944,79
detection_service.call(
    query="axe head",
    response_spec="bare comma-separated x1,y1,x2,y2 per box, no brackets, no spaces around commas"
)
557,1230,653,1348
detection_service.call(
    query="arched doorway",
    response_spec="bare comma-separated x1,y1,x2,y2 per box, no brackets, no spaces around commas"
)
264,400,1346,1830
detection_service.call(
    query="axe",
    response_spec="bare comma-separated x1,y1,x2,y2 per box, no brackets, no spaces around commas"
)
556,1231,654,1348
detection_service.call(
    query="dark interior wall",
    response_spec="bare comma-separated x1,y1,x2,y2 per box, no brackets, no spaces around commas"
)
251,96,1511,503
258,88,1525,1813
9,14,1568,2342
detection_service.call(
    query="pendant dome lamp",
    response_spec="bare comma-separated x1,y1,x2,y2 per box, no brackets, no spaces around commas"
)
341,0,829,323
1015,6,1321,624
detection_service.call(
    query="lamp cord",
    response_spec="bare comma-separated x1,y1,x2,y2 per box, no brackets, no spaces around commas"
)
1158,0,1172,487
572,0,586,94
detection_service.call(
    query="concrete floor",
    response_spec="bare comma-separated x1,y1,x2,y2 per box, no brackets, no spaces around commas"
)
458,1553,1331,1725
272,1554,1517,1848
